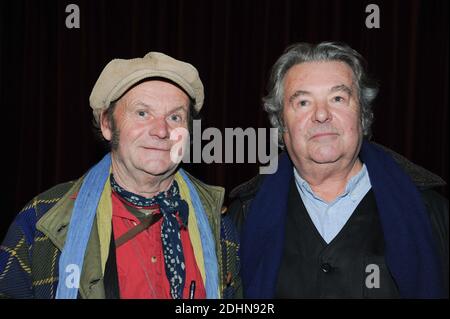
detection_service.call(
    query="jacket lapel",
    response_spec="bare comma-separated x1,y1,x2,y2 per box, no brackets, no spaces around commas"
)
183,170,225,295
36,176,106,299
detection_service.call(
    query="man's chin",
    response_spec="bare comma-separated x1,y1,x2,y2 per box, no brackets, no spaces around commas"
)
309,150,342,164
307,147,341,164
139,161,177,177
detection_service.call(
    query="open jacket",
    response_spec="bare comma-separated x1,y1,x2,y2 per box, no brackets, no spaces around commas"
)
0,171,242,299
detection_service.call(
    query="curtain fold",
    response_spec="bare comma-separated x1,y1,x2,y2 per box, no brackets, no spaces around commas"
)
0,0,448,239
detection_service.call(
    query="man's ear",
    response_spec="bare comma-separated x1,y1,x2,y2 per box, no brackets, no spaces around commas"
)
100,110,112,141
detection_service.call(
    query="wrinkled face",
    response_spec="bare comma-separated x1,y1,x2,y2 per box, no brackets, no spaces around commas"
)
101,80,190,177
282,61,363,168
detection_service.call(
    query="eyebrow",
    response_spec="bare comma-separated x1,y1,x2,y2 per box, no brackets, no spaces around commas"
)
167,106,188,114
288,85,353,104
132,101,188,113
288,90,310,104
329,84,353,95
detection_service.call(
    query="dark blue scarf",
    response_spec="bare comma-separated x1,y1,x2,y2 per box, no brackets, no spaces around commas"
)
241,140,444,298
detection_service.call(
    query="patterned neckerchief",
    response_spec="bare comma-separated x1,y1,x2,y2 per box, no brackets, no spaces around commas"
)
110,174,188,226
110,174,189,299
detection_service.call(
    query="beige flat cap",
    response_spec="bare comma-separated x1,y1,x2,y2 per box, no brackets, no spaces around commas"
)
89,52,204,124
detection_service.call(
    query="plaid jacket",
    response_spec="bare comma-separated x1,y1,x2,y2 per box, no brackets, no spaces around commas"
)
0,173,241,299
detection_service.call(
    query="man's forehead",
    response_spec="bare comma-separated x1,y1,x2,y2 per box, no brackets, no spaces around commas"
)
129,100,189,113
117,80,190,108
120,99,190,114
126,80,190,97
285,61,354,88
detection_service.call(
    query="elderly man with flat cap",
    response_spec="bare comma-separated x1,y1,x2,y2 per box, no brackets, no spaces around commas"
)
0,52,241,299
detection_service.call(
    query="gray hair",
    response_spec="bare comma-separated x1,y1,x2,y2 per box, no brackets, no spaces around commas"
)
263,42,379,145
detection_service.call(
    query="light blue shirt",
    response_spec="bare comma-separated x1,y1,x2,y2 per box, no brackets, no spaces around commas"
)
294,164,372,244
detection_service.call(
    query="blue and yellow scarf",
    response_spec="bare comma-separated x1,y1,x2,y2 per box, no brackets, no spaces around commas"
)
55,153,219,299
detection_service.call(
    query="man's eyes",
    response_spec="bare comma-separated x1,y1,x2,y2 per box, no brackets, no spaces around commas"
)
134,109,185,123
137,110,148,117
332,96,346,103
168,114,183,122
298,100,310,107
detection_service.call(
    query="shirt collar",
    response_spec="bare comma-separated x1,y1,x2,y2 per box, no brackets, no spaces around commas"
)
293,163,370,203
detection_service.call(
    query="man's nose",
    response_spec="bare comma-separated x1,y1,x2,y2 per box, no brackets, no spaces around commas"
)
313,101,332,123
149,116,169,139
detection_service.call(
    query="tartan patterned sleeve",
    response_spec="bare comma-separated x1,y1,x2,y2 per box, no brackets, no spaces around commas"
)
0,182,74,299
0,200,38,298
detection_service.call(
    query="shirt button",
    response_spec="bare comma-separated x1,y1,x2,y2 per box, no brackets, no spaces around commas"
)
151,256,157,263
321,263,333,273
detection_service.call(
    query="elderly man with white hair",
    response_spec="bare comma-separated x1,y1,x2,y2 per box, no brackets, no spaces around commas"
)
228,42,448,299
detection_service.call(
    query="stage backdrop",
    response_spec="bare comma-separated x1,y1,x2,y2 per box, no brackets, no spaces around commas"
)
0,0,448,238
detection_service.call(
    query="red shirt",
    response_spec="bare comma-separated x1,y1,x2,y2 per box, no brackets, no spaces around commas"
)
111,192,206,299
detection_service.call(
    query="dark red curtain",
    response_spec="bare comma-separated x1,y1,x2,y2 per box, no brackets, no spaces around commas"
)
1,0,448,238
